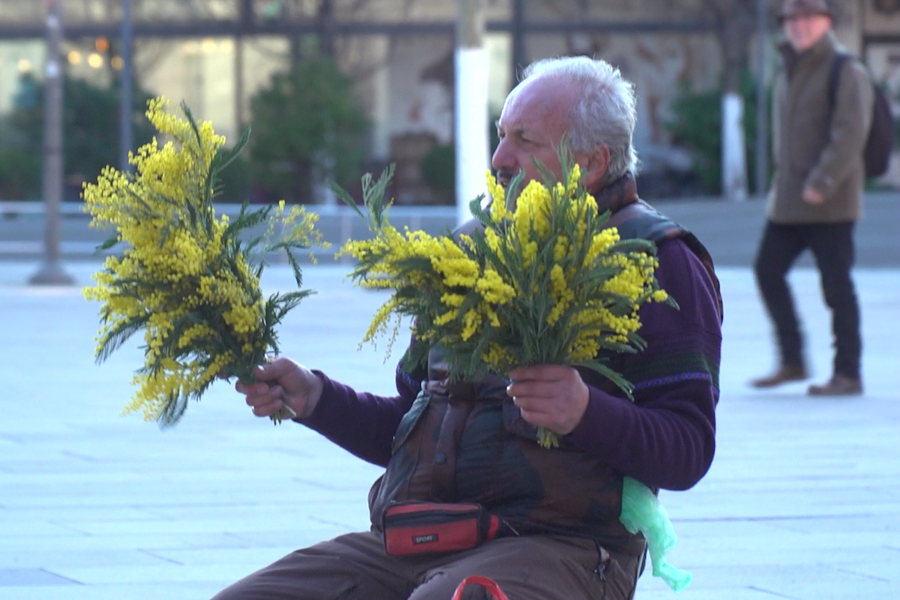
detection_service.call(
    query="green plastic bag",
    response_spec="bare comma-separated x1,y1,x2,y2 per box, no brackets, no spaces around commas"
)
619,477,692,592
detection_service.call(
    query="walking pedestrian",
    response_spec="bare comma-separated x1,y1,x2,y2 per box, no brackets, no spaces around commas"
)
751,0,873,396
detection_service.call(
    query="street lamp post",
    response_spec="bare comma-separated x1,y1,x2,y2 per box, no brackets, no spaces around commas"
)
755,0,769,199
511,0,526,85
120,0,133,172
30,0,74,286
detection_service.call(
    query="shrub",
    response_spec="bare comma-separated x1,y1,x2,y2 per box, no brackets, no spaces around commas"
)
248,56,369,204
665,70,770,195
1,72,157,200
420,143,455,205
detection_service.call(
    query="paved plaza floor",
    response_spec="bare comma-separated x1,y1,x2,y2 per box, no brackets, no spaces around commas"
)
1,260,899,599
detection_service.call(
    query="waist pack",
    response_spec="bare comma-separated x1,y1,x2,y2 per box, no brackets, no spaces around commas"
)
382,502,501,556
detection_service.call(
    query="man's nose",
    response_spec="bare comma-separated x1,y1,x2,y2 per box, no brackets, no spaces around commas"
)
491,139,510,172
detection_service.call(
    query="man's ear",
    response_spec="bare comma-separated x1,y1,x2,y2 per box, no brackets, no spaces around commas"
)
580,145,611,190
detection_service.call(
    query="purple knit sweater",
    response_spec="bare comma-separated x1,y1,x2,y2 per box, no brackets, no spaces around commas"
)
303,236,721,492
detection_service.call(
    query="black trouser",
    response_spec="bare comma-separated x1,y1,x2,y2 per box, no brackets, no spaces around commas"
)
753,220,861,380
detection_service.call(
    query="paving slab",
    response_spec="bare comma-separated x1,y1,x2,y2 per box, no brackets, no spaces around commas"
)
0,260,898,599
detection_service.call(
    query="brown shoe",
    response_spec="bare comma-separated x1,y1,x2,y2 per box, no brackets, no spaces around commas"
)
808,375,863,396
749,365,808,388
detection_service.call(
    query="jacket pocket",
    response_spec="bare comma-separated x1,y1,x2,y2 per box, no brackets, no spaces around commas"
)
501,399,540,442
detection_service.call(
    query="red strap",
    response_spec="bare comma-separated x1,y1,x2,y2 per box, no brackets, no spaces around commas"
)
451,575,510,600
486,514,501,541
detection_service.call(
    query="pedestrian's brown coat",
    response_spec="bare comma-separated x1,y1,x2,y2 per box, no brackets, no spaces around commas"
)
769,32,874,224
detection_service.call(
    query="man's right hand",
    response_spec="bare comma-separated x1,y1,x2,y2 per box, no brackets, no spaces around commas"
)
801,185,825,205
235,357,324,421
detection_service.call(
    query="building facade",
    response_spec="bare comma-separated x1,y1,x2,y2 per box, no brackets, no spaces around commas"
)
0,0,896,201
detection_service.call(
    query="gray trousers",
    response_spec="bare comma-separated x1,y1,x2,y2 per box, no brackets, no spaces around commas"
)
211,530,643,600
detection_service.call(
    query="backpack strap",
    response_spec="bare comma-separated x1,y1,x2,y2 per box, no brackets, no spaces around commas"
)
827,53,852,108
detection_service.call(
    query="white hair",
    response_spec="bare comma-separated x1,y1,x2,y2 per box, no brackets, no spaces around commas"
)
521,56,639,180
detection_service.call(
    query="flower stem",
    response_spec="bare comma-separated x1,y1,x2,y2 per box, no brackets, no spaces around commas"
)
537,427,559,449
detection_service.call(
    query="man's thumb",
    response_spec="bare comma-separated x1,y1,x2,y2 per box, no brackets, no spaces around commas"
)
255,358,287,381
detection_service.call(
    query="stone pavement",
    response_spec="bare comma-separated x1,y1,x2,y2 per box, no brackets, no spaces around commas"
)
1,260,899,600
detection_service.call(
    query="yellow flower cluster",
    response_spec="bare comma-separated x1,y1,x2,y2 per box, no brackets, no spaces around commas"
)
340,158,671,448
473,167,667,376
83,97,324,426
340,225,514,356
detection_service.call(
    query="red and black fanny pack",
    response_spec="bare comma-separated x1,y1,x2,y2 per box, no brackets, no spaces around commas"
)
381,502,501,556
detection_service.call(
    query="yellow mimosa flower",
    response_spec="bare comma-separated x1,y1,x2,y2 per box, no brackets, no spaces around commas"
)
84,97,324,426
340,158,672,448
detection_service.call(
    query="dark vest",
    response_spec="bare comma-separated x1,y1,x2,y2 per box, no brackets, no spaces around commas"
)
368,173,721,557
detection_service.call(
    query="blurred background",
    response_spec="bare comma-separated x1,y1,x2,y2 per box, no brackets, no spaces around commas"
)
1,7,898,596
0,0,897,205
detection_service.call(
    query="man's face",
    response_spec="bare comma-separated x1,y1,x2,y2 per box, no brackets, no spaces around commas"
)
491,76,596,197
783,13,832,53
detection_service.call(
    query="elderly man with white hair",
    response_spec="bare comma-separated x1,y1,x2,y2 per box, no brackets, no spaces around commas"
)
213,56,723,600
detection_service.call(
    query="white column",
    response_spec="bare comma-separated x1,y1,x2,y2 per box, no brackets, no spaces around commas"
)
455,0,489,226
722,92,748,202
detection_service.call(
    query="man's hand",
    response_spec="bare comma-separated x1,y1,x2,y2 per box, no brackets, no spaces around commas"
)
802,186,825,205
505,364,590,436
235,357,324,420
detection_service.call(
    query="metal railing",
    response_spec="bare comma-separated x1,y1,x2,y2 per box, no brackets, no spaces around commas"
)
0,200,460,261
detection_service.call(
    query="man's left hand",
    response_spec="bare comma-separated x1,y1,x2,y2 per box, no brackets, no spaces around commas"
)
506,364,589,436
